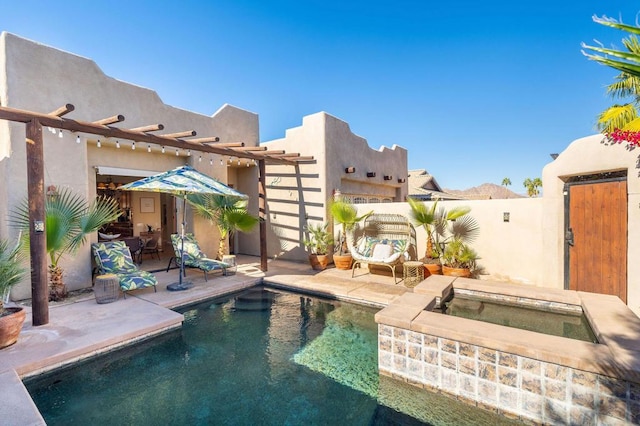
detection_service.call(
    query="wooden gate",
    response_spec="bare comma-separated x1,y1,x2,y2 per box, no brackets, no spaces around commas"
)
565,177,627,302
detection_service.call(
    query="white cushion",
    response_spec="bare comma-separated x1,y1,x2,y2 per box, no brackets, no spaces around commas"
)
371,243,393,260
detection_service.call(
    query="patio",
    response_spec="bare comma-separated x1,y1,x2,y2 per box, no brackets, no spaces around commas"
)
0,256,411,425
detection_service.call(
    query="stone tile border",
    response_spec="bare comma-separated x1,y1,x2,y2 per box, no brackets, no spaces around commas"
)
376,276,640,424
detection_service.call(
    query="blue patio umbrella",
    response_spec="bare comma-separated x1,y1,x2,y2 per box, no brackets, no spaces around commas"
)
120,165,247,290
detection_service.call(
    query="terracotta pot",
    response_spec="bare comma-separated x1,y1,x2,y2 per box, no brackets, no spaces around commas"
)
423,263,442,277
333,254,353,270
0,307,26,349
442,265,471,278
309,254,330,271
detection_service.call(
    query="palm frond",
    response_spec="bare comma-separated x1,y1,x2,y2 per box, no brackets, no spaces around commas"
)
597,104,639,133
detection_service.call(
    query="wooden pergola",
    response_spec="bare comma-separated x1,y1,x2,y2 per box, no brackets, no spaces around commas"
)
0,104,314,326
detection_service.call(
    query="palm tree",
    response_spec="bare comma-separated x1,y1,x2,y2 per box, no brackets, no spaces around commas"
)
407,197,479,262
187,194,259,260
523,178,542,198
583,16,640,79
501,178,511,187
328,198,372,255
11,186,121,301
595,36,640,136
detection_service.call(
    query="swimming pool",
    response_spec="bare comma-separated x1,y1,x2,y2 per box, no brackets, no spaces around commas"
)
25,286,519,425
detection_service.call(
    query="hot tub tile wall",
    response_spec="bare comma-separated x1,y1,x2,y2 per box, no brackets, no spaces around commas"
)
379,324,637,424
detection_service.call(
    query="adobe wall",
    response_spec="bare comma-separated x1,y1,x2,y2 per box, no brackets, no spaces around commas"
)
262,112,408,262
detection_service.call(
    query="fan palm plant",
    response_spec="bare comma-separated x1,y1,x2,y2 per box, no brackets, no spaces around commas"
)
187,194,259,260
11,186,121,301
328,198,372,255
407,198,479,263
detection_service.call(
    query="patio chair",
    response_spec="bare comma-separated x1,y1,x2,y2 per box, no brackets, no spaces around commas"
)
350,213,417,284
166,233,229,281
141,236,161,261
91,241,158,297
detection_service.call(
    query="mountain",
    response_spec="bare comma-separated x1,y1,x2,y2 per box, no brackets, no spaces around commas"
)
443,183,525,200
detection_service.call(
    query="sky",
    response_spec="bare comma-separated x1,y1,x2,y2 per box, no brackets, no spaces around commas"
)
0,0,639,192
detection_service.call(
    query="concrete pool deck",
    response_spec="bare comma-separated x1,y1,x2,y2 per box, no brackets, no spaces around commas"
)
0,256,410,425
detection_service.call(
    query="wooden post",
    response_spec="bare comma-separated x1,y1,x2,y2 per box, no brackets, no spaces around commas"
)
26,119,48,325
258,159,267,272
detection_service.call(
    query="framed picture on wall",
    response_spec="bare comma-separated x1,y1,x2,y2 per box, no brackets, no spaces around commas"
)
140,197,155,213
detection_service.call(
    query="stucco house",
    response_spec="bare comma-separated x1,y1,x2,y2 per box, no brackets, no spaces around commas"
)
0,32,410,298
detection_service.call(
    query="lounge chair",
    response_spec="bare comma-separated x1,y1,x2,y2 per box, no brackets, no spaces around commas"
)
166,233,229,281
91,241,158,296
350,213,417,284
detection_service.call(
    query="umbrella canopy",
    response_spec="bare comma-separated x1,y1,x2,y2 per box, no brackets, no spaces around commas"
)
120,165,247,291
119,165,247,199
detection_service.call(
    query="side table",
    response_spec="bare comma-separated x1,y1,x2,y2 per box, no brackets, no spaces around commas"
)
403,261,424,288
94,274,120,304
222,254,237,275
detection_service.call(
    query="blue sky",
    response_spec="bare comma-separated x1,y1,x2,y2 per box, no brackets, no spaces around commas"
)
1,1,639,191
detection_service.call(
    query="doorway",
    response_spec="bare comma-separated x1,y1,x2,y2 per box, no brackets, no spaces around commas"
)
564,172,628,302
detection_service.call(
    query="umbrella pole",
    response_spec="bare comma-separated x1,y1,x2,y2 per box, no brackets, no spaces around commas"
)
167,196,193,291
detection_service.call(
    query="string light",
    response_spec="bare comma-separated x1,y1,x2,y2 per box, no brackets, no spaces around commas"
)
237,158,240,166
58,129,63,138
175,149,179,156
161,146,165,154
246,162,250,167
97,139,101,148
131,141,136,150
187,149,191,157
116,140,120,149
209,158,213,166
199,155,202,162
220,158,223,166
76,135,81,144
147,144,151,153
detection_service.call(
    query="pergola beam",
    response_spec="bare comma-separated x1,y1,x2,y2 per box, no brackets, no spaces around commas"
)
189,136,221,144
49,104,75,117
204,142,244,148
93,115,125,126
161,130,197,139
130,124,164,133
0,105,306,165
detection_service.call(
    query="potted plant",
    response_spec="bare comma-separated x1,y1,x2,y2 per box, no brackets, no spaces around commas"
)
303,222,334,270
407,198,478,276
329,198,372,270
188,194,259,261
0,237,28,349
441,238,478,278
11,186,121,301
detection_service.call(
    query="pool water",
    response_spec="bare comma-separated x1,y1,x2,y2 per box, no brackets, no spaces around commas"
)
26,287,519,425
445,296,598,343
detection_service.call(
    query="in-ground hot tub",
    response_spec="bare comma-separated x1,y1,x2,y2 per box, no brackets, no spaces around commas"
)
375,276,640,424
441,288,598,343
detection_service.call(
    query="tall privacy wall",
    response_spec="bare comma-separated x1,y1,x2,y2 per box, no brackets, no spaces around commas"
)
353,199,546,289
